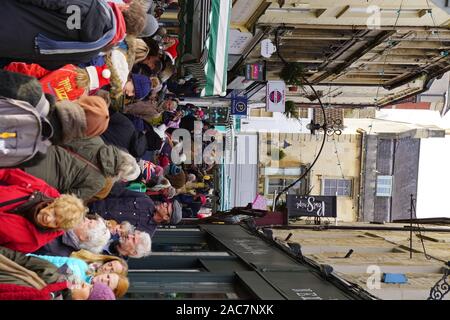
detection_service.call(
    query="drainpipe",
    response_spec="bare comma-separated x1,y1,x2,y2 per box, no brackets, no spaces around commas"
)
356,129,366,222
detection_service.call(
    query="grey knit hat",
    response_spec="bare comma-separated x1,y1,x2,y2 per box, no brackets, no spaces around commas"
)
140,14,159,38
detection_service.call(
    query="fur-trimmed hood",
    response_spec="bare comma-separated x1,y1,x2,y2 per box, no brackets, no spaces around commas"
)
54,100,87,144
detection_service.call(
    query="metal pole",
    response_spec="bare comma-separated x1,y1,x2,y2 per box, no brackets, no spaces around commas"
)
410,194,413,259
272,189,278,212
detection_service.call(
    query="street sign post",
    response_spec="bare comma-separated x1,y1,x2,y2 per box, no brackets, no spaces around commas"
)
230,90,248,116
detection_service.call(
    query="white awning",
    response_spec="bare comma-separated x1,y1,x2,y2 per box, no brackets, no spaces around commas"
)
201,0,232,97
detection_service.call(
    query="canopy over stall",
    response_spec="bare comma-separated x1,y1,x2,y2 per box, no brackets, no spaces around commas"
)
178,0,232,97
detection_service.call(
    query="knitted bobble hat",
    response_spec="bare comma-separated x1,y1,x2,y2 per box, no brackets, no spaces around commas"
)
85,66,111,91
88,283,116,300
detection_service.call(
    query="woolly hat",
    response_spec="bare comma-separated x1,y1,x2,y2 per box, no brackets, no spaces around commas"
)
131,73,151,100
140,14,159,38
85,66,111,91
76,96,110,137
88,283,116,300
170,200,182,224
164,163,182,176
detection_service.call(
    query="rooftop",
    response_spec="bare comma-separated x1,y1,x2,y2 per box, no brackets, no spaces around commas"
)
268,221,450,300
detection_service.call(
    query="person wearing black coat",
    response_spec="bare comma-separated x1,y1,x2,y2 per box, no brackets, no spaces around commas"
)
144,123,164,152
0,0,116,69
101,111,148,158
179,114,196,133
88,182,182,237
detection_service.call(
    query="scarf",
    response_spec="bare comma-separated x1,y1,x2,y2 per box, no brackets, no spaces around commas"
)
108,3,127,47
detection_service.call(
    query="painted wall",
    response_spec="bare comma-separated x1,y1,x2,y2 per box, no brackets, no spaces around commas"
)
417,135,450,218
258,132,362,222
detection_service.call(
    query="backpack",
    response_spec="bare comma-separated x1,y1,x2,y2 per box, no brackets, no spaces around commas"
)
0,95,53,168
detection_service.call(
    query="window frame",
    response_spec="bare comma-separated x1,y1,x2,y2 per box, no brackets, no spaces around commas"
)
321,178,353,197
376,175,393,197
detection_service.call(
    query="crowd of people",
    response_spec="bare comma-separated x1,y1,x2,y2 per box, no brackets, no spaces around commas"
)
0,0,218,300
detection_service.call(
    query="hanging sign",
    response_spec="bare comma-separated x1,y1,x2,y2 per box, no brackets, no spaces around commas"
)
231,96,248,116
245,63,265,81
266,81,286,112
287,195,337,218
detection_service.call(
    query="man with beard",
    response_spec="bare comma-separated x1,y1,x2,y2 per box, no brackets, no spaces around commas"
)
103,230,151,259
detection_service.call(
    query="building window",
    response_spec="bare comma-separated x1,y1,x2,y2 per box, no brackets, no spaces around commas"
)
266,178,301,194
322,179,352,197
376,176,393,197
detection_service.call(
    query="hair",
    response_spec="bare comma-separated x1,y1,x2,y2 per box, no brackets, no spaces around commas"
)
114,274,130,298
166,186,177,199
149,177,171,191
95,89,111,107
142,37,161,56
132,231,152,258
120,221,135,235
75,68,90,89
52,194,87,229
71,249,128,277
122,0,147,36
117,150,141,181
79,217,110,254
159,64,175,83
166,99,178,112
156,27,167,37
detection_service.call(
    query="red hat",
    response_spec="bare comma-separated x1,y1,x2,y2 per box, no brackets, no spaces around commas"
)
85,66,111,91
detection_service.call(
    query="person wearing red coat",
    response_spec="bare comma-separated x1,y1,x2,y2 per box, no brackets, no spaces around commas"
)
0,282,69,300
0,169,64,253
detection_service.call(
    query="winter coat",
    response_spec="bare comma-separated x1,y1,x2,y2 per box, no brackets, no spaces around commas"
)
0,246,69,300
144,123,164,152
101,111,148,158
0,169,60,212
63,137,121,178
28,254,90,283
0,213,64,254
0,0,116,70
22,145,106,202
89,184,158,236
33,230,81,257
0,169,64,253
179,115,197,133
